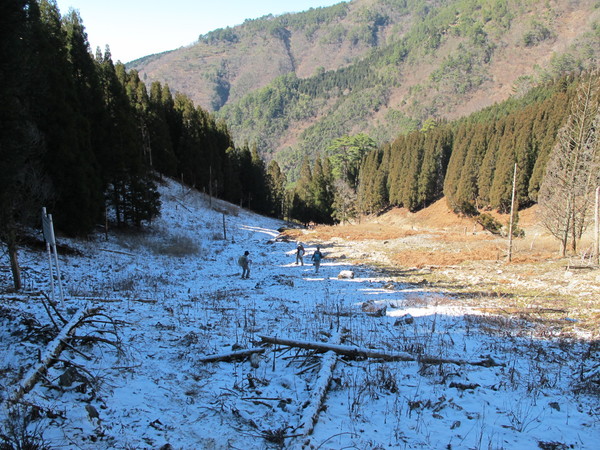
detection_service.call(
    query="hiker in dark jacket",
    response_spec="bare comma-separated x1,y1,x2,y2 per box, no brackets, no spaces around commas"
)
311,246,323,273
296,243,305,266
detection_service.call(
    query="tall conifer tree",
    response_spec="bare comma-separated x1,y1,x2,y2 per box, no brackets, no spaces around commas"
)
267,160,287,218
0,0,48,288
290,157,314,225
148,81,178,177
312,157,335,224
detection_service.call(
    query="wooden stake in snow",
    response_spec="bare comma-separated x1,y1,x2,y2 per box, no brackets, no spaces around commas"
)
42,207,65,308
594,187,600,265
507,163,517,263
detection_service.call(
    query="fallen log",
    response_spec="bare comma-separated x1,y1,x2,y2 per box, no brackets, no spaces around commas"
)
198,348,265,363
8,306,93,405
132,298,157,304
296,333,340,437
260,335,414,361
259,335,502,367
98,248,135,257
298,350,337,436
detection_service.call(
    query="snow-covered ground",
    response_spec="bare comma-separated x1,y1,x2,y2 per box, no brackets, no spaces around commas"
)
1,178,598,449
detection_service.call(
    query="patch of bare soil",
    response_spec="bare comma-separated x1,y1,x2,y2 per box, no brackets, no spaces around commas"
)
283,199,600,337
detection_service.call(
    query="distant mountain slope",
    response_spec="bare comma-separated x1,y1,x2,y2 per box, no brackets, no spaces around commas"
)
129,2,370,110
129,0,600,171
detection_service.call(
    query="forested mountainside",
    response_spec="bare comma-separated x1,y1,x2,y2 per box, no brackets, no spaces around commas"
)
291,72,588,228
2,0,600,292
130,0,600,173
356,75,574,215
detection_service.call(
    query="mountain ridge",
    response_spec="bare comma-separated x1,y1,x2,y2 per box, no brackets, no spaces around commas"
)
129,0,600,167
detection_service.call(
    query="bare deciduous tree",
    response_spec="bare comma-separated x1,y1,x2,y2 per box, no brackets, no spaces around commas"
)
538,72,600,256
332,179,357,224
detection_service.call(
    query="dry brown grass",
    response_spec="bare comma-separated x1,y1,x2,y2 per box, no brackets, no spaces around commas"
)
391,246,505,267
284,225,421,242
281,199,600,337
507,252,557,263
312,224,422,241
431,232,495,243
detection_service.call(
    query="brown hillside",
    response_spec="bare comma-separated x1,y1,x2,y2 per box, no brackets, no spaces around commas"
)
129,0,600,162
284,197,561,267
446,5,598,120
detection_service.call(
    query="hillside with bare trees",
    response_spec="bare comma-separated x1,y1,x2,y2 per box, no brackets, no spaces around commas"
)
129,0,600,164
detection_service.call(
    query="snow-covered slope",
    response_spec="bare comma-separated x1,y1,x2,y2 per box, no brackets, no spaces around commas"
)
1,178,598,449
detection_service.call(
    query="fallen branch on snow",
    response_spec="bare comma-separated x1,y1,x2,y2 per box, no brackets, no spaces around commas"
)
198,348,265,363
7,306,122,405
7,307,91,405
98,248,135,257
259,335,502,367
296,332,340,437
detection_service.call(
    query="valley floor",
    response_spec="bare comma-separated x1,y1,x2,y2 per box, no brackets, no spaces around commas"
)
1,180,598,449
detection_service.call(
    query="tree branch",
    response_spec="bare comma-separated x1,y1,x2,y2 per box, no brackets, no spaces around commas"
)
259,335,503,367
198,348,265,363
8,307,91,405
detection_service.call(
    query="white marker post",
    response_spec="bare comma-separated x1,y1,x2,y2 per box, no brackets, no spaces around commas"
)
42,208,65,308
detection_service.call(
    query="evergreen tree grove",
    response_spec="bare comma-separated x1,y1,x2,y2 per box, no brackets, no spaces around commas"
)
0,0,273,244
2,0,598,281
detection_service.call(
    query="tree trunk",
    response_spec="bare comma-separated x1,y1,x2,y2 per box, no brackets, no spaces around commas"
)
560,211,569,257
560,241,567,257
571,209,578,253
7,229,21,291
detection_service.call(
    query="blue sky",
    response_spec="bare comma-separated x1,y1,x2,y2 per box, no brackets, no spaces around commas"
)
55,0,346,63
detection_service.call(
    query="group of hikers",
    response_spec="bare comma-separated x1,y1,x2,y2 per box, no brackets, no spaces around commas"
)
294,243,323,271
238,243,323,279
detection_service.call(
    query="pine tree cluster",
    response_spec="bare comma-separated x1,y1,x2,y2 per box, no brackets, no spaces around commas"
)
0,0,280,241
357,75,580,217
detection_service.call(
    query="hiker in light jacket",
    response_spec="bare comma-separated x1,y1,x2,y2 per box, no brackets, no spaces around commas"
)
238,250,251,279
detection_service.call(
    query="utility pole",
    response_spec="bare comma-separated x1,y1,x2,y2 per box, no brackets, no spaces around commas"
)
594,187,600,266
507,163,517,263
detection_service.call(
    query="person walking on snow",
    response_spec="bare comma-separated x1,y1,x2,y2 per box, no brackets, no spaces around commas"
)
295,243,305,266
238,250,251,279
311,246,323,273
